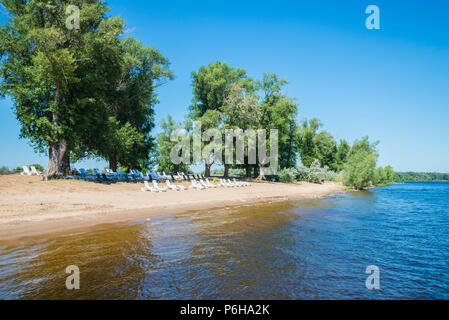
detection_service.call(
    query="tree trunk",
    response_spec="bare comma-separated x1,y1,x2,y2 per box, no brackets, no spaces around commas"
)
256,163,266,181
245,164,251,178
205,163,212,177
224,165,230,178
44,140,69,180
109,155,117,172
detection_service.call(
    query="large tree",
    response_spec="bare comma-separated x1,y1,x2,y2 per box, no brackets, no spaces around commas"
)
256,73,298,179
156,115,190,174
0,0,124,179
189,61,252,176
90,37,173,171
221,82,261,177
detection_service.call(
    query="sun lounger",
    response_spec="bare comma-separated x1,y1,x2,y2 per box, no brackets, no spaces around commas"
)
220,179,233,188
141,181,159,192
200,179,216,188
190,180,205,190
30,166,42,176
233,178,249,186
21,166,32,176
205,178,218,188
152,180,168,192
166,180,186,191
227,179,243,187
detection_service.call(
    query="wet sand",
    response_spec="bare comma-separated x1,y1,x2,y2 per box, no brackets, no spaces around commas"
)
0,174,343,241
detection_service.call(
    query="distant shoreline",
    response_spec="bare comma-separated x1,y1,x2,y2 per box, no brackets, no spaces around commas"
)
0,175,343,243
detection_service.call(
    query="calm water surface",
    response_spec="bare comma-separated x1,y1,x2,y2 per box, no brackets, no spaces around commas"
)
0,182,448,299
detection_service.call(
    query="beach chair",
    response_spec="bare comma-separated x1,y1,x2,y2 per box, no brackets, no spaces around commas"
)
166,180,186,191
152,180,168,192
141,181,159,192
205,178,218,188
200,179,216,188
79,168,96,181
227,179,242,187
190,180,205,190
30,166,42,176
21,166,32,176
233,178,249,186
115,168,130,182
220,179,234,188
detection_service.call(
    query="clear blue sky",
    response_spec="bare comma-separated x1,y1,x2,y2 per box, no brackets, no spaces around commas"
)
1,0,448,172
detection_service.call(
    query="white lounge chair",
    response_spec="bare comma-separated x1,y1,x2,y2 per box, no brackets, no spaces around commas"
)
220,179,234,188
226,179,241,187
21,166,32,176
30,166,42,176
233,178,249,186
201,179,216,188
205,178,218,188
190,180,205,190
151,180,168,192
166,180,186,191
231,178,246,187
141,181,159,192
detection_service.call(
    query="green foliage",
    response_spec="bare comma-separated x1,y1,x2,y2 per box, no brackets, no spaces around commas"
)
258,73,299,170
278,168,297,183
156,115,190,174
335,140,351,171
373,165,399,185
297,118,321,167
297,159,328,184
29,164,45,172
0,0,126,177
343,150,377,190
396,172,449,181
190,61,252,119
0,166,10,174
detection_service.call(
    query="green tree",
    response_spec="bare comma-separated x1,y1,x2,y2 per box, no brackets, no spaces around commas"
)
221,82,261,177
189,61,252,176
256,73,298,179
156,115,190,174
335,139,351,172
92,37,173,171
314,131,338,171
343,137,379,189
298,118,322,167
0,0,124,179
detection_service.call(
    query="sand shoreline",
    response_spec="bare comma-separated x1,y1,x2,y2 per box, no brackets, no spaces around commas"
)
0,174,343,242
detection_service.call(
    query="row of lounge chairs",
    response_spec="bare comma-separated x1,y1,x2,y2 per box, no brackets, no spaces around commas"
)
21,166,42,176
141,177,250,192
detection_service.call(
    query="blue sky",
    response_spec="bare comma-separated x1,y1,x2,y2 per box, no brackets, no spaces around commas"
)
1,0,448,172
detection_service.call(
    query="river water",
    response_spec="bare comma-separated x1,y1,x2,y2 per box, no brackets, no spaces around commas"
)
0,182,448,299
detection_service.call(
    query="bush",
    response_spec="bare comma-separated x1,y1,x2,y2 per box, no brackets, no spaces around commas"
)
0,166,10,174
278,168,298,183
29,164,45,172
297,159,326,184
343,150,376,190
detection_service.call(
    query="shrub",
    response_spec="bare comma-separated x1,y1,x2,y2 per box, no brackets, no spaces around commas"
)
343,150,376,190
297,159,326,184
29,164,45,172
0,166,10,174
278,168,298,183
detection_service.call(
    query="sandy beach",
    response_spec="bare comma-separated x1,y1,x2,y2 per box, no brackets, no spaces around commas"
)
0,174,343,241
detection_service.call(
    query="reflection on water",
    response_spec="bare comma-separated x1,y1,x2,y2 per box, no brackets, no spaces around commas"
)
1,182,448,299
